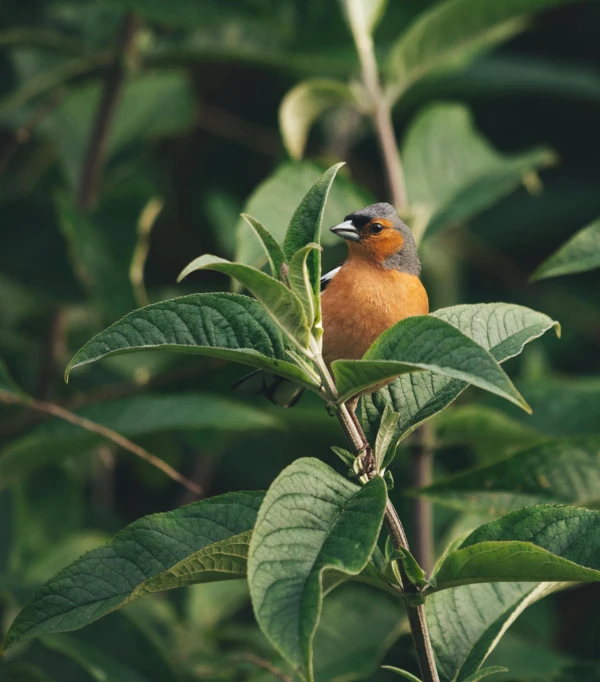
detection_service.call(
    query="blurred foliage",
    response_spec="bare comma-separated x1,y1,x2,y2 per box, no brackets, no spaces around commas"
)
1,0,600,680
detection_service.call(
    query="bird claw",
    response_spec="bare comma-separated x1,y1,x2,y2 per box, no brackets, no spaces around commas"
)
325,402,336,417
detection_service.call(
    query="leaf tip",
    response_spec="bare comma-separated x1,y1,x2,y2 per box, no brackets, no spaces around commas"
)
553,321,562,339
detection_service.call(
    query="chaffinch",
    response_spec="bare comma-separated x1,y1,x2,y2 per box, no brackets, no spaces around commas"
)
235,202,428,409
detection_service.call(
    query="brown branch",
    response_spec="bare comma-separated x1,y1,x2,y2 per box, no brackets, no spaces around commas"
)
0,391,202,495
230,653,293,682
311,349,439,682
77,13,140,211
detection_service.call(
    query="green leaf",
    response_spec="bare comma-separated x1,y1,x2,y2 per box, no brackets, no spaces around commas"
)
461,667,509,682
44,73,194,189
178,255,310,348
40,636,151,682
283,162,345,303
402,103,556,243
65,293,313,388
374,404,400,471
382,666,422,681
248,458,387,680
289,243,322,329
362,303,558,445
314,584,405,682
0,393,280,482
235,161,373,271
417,437,600,514
432,505,600,592
241,213,287,279
57,194,136,320
340,0,389,36
433,405,541,462
531,218,600,280
386,0,578,101
427,581,559,681
333,315,529,410
2,491,264,651
280,79,356,160
0,359,25,397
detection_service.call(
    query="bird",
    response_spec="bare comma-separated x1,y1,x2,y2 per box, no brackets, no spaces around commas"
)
234,202,428,415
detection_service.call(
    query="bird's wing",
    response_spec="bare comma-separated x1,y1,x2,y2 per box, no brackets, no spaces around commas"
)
320,266,341,292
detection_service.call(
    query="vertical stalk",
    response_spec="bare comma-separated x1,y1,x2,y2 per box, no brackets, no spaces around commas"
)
350,13,407,210
311,350,439,682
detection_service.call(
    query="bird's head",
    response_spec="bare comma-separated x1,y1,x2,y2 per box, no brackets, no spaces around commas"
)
330,202,420,275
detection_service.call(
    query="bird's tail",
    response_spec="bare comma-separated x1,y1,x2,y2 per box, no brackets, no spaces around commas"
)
232,370,305,408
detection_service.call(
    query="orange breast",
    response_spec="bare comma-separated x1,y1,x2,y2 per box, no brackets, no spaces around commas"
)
321,261,429,366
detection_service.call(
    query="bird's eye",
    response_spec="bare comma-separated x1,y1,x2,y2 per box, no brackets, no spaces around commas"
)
370,222,384,234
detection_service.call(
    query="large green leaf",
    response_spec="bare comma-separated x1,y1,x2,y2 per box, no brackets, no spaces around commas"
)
65,293,313,388
432,505,600,592
333,315,529,410
386,0,578,101
235,161,374,271
178,255,310,347
280,79,356,160
428,581,560,681
402,103,556,243
417,437,600,514
2,491,264,651
531,218,600,281
283,163,345,302
248,458,387,681
313,584,405,682
362,303,558,445
0,393,280,481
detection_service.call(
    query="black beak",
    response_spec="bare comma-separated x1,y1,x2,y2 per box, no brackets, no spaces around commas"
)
330,220,360,242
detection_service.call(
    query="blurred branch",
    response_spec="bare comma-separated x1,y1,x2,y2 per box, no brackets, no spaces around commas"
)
36,308,67,400
0,28,85,53
0,360,225,439
0,88,65,176
0,390,202,495
0,51,113,118
78,13,140,211
230,653,293,682
198,102,280,156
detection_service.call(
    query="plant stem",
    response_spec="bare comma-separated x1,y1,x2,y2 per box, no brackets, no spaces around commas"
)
351,17,407,210
311,351,439,682
77,13,139,211
413,423,435,575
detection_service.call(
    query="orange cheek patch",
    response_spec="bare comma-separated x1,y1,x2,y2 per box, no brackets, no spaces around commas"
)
366,228,404,263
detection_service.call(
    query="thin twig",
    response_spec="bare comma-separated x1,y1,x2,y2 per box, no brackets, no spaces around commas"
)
77,13,140,211
230,653,294,682
0,391,202,495
130,197,163,307
412,422,435,576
